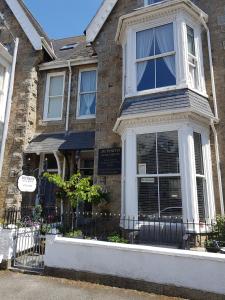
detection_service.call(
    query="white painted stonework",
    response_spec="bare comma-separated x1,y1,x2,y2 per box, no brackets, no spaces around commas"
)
45,236,225,296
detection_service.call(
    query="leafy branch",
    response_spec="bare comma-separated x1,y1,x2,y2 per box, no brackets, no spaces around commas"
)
43,172,106,208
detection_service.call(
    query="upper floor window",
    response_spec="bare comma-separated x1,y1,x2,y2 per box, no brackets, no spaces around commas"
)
43,72,65,121
77,69,97,119
136,23,176,92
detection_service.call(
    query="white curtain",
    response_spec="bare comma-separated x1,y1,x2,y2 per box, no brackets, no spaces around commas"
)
156,24,176,78
80,70,96,115
80,94,96,115
136,29,154,86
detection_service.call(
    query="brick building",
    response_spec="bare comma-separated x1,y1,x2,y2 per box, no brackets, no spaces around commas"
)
0,0,225,222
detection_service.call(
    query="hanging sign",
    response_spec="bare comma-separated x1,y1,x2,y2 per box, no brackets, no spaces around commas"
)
18,175,37,192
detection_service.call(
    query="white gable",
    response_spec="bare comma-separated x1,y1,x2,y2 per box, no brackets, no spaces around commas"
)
5,0,43,50
86,0,118,43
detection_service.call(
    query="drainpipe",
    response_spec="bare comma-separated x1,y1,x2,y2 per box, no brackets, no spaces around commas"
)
65,60,72,132
200,15,224,215
0,37,19,177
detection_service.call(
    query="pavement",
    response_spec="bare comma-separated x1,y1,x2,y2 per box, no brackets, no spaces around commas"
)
0,271,185,300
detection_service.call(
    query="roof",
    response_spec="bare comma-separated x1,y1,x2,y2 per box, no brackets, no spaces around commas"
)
5,0,55,58
86,0,208,44
51,35,96,61
120,89,214,119
25,131,95,154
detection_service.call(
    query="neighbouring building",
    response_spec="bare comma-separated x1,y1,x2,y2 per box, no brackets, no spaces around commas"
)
1,0,225,222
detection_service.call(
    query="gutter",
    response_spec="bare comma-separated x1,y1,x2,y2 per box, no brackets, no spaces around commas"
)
39,57,98,71
200,16,224,215
65,61,72,132
0,38,19,176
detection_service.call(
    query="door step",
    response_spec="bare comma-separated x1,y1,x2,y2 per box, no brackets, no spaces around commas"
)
9,267,44,275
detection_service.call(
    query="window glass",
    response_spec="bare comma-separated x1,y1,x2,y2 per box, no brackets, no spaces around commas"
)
187,26,195,56
159,177,182,217
137,133,157,174
186,25,198,89
137,131,182,219
194,132,207,220
78,70,96,117
194,132,204,175
45,74,64,120
136,23,176,91
158,131,179,174
146,0,162,4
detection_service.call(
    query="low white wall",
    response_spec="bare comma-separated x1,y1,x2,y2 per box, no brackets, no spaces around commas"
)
45,236,225,295
0,226,15,261
0,226,36,262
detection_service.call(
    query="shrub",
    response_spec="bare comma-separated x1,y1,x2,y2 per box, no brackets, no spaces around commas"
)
65,230,83,239
107,233,128,244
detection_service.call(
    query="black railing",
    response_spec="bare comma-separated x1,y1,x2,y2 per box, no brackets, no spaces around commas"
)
3,207,224,251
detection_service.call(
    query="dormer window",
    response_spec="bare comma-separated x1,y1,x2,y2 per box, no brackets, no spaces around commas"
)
136,23,176,91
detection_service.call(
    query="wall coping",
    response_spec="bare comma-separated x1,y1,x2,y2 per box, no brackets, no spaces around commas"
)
53,236,225,262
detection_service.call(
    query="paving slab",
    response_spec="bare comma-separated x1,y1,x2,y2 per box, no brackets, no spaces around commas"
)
0,271,185,300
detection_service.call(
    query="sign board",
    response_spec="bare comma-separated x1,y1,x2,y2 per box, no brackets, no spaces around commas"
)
18,175,37,193
98,148,121,175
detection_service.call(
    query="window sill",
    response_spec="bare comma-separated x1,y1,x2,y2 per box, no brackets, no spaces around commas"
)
76,115,96,120
42,118,63,122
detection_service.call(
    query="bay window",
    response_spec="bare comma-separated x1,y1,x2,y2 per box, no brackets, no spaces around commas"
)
136,23,176,92
43,72,65,121
119,4,206,98
77,69,97,118
137,131,182,218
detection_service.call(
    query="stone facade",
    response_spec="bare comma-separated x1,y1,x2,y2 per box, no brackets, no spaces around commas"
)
1,0,225,216
0,0,46,216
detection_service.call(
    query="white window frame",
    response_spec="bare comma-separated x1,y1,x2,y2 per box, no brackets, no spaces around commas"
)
136,130,181,218
76,67,97,120
121,121,215,222
43,71,65,121
122,11,207,100
0,52,12,177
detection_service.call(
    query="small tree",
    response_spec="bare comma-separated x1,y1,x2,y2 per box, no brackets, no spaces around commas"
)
43,172,105,208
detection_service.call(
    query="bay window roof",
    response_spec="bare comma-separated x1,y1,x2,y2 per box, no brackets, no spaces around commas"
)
115,0,208,42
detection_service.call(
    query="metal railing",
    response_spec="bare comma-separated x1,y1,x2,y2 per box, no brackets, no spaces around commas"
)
3,207,225,251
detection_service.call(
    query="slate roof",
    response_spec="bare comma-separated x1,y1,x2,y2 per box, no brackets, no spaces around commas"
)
51,35,96,61
25,131,95,153
120,89,214,118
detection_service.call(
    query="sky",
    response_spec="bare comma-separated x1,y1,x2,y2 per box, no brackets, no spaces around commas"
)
24,0,103,40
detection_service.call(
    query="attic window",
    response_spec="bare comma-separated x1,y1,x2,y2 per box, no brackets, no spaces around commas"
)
60,43,77,51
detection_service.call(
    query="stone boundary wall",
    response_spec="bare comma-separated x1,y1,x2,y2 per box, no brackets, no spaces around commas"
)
44,236,225,299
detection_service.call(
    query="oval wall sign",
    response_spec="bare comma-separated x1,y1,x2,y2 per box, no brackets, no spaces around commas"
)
18,175,37,192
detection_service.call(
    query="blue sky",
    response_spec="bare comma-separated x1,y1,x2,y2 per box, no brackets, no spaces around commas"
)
24,0,103,39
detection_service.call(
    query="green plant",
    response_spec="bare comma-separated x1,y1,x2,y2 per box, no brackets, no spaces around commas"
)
65,230,83,239
43,172,106,208
214,215,225,241
33,205,42,222
107,233,128,244
0,218,4,225
40,224,51,235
